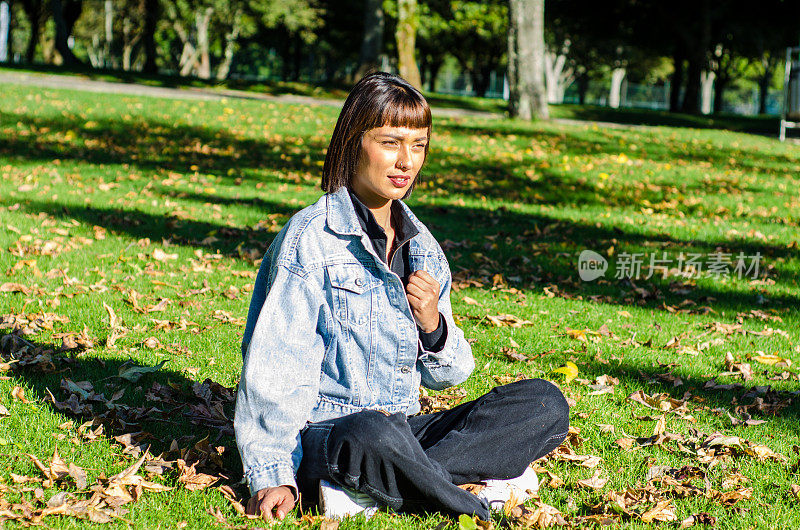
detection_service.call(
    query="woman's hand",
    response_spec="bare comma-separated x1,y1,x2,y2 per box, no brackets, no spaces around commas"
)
246,486,296,521
406,270,440,332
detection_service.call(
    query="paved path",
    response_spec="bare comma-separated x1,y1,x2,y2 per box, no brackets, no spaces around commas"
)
0,70,503,120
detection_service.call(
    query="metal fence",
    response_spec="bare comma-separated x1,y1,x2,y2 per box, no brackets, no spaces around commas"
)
433,69,784,116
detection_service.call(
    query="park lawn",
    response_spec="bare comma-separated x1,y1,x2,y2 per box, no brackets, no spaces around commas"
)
0,82,798,528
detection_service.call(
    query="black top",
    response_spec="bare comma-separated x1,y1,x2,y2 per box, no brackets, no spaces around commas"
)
348,189,447,352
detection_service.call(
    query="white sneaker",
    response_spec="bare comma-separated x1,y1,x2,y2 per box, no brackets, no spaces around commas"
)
318,479,380,520
478,467,540,511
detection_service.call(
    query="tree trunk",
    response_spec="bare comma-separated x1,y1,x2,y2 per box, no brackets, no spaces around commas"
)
681,54,703,114
757,55,774,115
700,70,714,114
195,7,212,79
544,41,573,104
608,67,626,108
395,0,421,89
577,72,589,104
104,0,112,67
122,17,142,71
22,0,42,63
215,9,241,80
427,58,443,92
669,50,685,112
52,0,83,65
470,66,492,98
0,1,9,62
355,0,384,80
142,0,158,73
290,33,302,80
507,0,548,120
712,75,727,114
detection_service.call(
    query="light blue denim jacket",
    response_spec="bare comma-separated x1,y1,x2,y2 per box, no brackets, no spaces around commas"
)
234,186,475,495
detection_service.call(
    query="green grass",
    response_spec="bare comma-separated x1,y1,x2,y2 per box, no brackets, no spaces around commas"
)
0,82,798,528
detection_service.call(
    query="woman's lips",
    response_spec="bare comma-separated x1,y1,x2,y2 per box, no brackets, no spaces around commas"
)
388,176,410,188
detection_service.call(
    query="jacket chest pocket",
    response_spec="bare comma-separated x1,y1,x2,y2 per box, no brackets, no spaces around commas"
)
327,264,382,337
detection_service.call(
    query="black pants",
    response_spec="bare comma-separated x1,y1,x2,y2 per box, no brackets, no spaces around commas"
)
296,379,570,521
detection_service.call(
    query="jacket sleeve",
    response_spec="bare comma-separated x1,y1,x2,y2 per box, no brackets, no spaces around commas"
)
234,260,327,496
416,254,474,390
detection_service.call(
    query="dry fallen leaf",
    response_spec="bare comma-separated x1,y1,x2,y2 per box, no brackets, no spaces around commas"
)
12,385,31,403
577,470,609,489
640,499,677,522
176,459,220,491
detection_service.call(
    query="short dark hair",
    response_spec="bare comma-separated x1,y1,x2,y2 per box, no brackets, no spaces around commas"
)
322,72,432,199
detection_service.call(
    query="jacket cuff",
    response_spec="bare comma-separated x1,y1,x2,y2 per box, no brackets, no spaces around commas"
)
246,463,298,498
419,312,447,352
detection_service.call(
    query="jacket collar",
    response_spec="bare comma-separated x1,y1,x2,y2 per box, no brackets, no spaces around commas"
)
326,185,421,241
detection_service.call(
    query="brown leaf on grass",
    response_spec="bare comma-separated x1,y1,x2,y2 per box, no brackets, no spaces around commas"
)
176,459,220,491
53,324,95,351
790,484,800,498
68,463,87,489
544,471,564,488
722,351,753,380
552,445,602,468
577,470,609,490
12,385,30,403
0,282,31,294
0,403,9,417
640,499,677,522
142,337,163,349
506,501,566,528
485,313,532,327
628,390,689,414
714,487,753,506
721,471,750,489
218,485,249,517
501,347,528,362
102,302,120,329
152,248,178,261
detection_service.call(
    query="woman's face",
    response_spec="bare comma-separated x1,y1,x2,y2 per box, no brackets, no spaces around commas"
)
350,125,429,207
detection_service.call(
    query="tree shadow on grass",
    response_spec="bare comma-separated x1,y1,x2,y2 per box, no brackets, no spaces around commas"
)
7,193,799,322
438,120,798,176
0,112,330,182
0,331,246,496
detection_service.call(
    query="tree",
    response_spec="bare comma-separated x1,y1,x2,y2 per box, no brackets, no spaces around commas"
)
51,0,83,65
508,0,548,120
354,0,384,80
396,0,421,88
142,0,159,73
19,0,46,62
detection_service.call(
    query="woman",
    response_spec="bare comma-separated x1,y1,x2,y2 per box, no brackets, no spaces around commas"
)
234,72,569,522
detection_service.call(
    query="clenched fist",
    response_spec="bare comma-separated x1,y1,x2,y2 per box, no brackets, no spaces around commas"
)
405,270,440,332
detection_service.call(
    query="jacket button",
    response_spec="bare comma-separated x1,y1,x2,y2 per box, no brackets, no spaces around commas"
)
400,366,411,374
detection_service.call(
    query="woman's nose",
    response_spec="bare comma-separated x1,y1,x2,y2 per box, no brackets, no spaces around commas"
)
397,145,413,170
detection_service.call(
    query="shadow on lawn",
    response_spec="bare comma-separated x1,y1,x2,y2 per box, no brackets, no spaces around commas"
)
7,193,799,324
3,102,798,315
0,331,246,493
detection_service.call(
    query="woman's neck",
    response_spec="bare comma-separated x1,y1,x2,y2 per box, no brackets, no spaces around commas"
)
350,188,393,232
